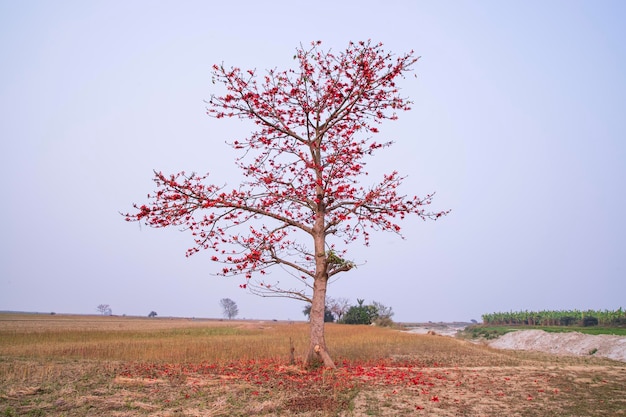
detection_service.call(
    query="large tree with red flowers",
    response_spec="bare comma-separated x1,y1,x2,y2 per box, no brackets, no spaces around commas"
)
124,41,448,368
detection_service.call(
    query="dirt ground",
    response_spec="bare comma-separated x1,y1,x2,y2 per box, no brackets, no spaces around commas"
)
407,323,626,364
488,330,626,362
3,356,624,417
344,363,626,416
2,319,625,416
347,328,626,416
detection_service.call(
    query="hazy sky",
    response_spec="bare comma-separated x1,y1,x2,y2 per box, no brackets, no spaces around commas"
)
1,1,625,322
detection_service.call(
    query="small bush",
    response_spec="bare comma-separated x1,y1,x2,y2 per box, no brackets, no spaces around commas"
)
461,325,508,340
373,317,394,327
581,316,598,327
611,317,626,326
341,305,376,325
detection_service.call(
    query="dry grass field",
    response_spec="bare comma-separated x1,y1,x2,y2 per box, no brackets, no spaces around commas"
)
1,313,624,416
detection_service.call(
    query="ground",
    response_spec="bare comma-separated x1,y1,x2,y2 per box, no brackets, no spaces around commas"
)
1,316,625,416
488,329,626,362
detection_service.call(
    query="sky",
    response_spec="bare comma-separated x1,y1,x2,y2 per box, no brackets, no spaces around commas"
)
1,1,625,322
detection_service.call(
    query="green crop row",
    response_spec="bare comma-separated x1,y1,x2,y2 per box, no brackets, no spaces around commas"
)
482,308,626,327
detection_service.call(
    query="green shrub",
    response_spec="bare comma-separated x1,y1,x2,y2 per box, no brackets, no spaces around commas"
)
581,316,599,327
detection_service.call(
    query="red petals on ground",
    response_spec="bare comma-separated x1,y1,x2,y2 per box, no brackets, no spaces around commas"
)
118,358,561,411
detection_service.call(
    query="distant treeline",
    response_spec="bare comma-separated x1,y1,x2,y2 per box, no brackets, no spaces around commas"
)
482,308,626,327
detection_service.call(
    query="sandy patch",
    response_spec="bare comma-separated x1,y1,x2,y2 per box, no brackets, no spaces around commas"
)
489,330,626,362
405,322,470,337
114,376,166,385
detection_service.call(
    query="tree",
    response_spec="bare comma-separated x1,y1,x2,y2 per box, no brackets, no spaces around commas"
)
371,300,394,327
327,297,350,322
341,299,379,325
220,298,239,319
123,40,448,368
303,303,334,322
372,301,393,319
96,304,112,316
148,311,158,318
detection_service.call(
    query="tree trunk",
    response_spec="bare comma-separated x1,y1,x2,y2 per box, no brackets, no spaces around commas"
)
306,273,335,368
305,208,336,369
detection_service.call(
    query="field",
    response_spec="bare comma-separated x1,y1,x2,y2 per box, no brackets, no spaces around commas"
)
481,308,625,327
1,314,625,416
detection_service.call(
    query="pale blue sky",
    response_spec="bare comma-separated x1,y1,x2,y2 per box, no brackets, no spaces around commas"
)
1,1,624,322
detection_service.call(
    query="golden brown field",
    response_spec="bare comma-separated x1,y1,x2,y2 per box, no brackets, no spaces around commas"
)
1,313,624,416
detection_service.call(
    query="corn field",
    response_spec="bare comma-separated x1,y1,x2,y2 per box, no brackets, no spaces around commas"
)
482,308,626,327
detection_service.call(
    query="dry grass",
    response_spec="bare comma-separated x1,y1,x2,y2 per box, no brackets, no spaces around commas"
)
0,315,505,365
1,313,625,416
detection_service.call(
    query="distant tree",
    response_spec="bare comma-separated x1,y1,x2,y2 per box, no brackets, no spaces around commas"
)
303,304,334,322
327,297,350,321
96,304,112,316
341,299,378,325
371,300,394,327
340,299,394,325
220,298,239,319
148,311,158,318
